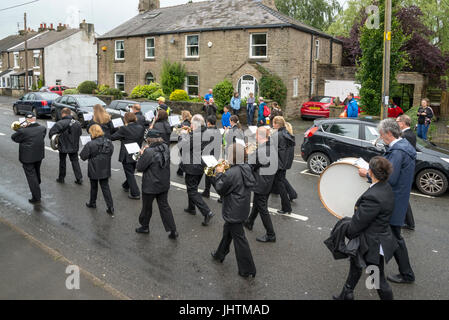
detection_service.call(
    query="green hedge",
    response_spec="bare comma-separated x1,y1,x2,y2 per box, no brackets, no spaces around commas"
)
169,89,189,101
213,80,234,113
160,60,187,95
77,81,98,94
129,83,162,99
63,89,79,95
96,84,123,99
259,74,287,107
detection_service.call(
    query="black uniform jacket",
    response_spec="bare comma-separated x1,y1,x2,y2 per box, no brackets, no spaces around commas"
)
249,140,276,195
153,120,172,145
207,104,217,118
402,128,417,149
274,127,295,170
111,122,145,163
49,116,82,154
214,164,256,224
178,126,208,175
347,181,399,265
203,126,222,159
136,142,170,195
225,125,245,147
86,120,115,140
80,136,114,180
135,111,149,128
11,123,46,164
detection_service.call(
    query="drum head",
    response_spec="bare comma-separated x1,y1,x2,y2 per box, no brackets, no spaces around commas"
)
318,162,369,219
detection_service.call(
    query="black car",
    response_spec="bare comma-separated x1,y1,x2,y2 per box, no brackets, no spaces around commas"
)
13,92,60,118
51,95,106,126
301,118,449,197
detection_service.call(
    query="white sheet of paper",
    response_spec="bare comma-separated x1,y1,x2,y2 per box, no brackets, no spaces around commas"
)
112,117,124,128
264,126,271,130
145,111,154,121
120,110,126,117
80,136,91,145
169,115,181,127
355,158,370,170
367,126,379,137
248,126,257,134
219,128,225,135
235,138,246,147
125,142,141,154
83,113,93,121
47,121,56,129
19,117,25,123
202,155,218,168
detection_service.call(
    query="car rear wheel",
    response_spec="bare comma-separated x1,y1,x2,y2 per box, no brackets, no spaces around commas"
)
307,152,330,175
13,105,19,115
32,107,38,119
416,169,448,197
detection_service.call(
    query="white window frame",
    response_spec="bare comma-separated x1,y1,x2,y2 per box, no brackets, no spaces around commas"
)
115,40,125,60
13,52,20,69
0,58,3,69
293,78,299,98
114,73,125,91
28,75,32,88
145,37,155,59
185,74,199,96
33,50,40,68
315,39,320,60
185,35,199,58
145,72,155,85
250,33,268,59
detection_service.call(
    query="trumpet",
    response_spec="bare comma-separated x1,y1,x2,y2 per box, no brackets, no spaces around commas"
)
204,160,230,177
132,144,148,161
11,120,28,131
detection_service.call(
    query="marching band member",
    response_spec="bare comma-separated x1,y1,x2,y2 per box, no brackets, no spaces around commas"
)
49,107,83,185
211,143,257,278
11,112,46,204
111,112,145,200
86,104,115,139
80,124,115,216
135,130,178,239
178,114,214,226
177,111,193,177
244,127,276,243
131,103,149,128
151,110,171,145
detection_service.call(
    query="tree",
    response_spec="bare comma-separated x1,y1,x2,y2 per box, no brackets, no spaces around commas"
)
275,0,342,31
160,60,187,95
357,0,409,116
326,0,372,36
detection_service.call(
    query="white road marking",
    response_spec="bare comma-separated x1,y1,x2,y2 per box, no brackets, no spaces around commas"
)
300,169,319,177
0,132,5,136
45,146,58,153
135,174,309,221
293,160,307,164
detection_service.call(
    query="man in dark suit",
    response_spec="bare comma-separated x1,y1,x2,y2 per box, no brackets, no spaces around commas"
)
131,104,149,129
11,112,46,204
396,115,416,230
49,108,83,184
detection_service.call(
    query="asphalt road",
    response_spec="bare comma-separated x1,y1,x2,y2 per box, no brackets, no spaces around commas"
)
0,95,448,300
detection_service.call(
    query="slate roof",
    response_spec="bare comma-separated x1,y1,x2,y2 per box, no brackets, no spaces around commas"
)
98,0,341,43
7,29,81,52
0,33,37,53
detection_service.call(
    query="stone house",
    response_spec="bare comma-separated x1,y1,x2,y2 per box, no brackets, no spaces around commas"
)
97,0,343,118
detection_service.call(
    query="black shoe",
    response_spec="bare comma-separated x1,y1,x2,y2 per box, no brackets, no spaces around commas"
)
402,225,415,231
333,284,354,300
201,191,210,198
277,210,292,215
387,274,415,284
243,220,253,231
128,194,141,200
135,226,149,234
177,169,184,176
28,198,41,204
238,272,256,278
168,231,179,239
256,234,276,243
56,178,64,184
202,212,214,226
184,208,196,215
74,179,83,185
106,207,115,216
85,202,96,209
289,196,297,202
122,185,129,192
217,198,223,203
211,251,224,263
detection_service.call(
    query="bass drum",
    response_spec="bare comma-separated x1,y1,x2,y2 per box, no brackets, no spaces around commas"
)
318,158,369,219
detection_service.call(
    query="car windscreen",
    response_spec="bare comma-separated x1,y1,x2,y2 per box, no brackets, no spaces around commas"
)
76,97,106,107
39,93,60,100
140,103,158,114
310,96,332,103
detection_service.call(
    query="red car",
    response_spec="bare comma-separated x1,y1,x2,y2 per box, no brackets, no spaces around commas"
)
300,96,336,119
348,97,404,118
40,85,69,96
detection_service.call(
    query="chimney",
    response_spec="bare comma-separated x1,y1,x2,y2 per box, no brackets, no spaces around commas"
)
138,0,160,13
57,23,67,32
50,23,54,30
79,20,95,37
260,0,278,11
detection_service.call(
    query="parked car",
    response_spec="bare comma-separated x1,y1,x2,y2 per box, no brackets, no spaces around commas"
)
13,92,60,118
301,118,449,197
51,95,106,127
40,85,69,96
300,96,336,119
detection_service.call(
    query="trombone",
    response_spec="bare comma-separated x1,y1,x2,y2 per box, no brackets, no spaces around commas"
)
11,120,28,131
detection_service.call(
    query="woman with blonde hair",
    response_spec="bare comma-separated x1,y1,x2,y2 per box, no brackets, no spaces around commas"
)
177,111,193,176
86,104,114,139
80,124,115,216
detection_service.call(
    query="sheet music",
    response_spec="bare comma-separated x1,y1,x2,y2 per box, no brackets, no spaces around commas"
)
145,111,154,121
125,142,140,154
112,117,124,128
235,138,246,147
83,113,93,121
169,115,181,127
47,121,56,129
219,128,225,135
120,110,126,117
202,155,218,168
248,126,257,134
80,136,91,145
355,158,369,170
19,118,25,123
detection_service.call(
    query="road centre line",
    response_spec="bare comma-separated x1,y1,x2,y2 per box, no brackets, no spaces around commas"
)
135,173,309,222
0,132,5,136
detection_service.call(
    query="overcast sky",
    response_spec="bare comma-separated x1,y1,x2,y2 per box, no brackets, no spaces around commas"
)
0,0,347,39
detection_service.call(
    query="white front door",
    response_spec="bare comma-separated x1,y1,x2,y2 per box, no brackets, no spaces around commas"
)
240,75,256,100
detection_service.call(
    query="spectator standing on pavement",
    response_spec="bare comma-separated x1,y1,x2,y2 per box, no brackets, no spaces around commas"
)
346,93,359,118
222,106,231,129
157,96,171,115
246,92,256,126
204,89,213,103
230,92,241,115
417,98,434,140
206,98,217,120
269,102,283,125
257,97,269,126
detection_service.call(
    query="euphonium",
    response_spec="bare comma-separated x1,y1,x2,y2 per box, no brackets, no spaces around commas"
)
204,160,231,177
11,120,27,131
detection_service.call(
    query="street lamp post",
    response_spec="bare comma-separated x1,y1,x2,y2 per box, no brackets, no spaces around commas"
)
380,0,392,120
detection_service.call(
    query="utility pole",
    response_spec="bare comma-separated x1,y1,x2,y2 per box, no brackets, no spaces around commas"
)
380,0,392,120
24,12,29,93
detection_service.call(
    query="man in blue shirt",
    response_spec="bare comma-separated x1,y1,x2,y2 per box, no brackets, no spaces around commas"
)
204,89,213,102
346,93,359,118
221,106,231,129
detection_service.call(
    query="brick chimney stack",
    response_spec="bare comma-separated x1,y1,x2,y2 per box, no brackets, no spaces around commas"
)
260,0,278,11
57,23,67,32
138,0,160,13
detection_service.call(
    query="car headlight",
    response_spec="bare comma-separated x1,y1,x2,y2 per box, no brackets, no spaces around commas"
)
442,158,449,164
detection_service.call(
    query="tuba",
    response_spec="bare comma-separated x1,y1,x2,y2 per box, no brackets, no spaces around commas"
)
50,134,60,151
204,160,230,177
11,120,27,131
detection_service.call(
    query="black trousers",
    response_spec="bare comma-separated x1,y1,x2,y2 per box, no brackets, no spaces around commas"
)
391,225,415,281
274,170,292,212
122,162,140,197
23,161,42,200
232,109,240,116
404,203,415,228
185,173,211,216
139,192,177,232
215,222,256,276
89,178,113,209
247,193,275,237
285,178,297,200
345,256,393,300
59,152,82,181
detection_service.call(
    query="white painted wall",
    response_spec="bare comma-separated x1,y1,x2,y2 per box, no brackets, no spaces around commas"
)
44,30,97,87
324,80,361,102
